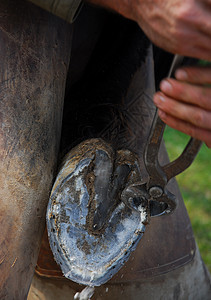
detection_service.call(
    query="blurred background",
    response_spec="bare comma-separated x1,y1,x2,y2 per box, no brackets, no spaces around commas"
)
164,126,211,272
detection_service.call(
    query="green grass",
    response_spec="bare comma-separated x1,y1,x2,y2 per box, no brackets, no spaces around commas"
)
164,126,211,272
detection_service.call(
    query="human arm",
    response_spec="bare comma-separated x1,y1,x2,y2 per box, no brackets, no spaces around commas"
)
87,0,211,61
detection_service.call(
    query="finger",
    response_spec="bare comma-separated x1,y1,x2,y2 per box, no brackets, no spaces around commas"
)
159,79,211,110
154,92,211,130
155,30,211,62
158,109,211,148
179,45,211,62
177,44,211,62
178,4,211,42
174,11,211,61
175,67,211,85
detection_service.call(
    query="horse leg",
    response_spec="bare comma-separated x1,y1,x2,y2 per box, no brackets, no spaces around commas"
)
0,0,72,298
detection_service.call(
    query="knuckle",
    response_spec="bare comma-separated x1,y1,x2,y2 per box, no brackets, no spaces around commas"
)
177,2,197,22
192,110,204,126
200,95,208,109
176,4,190,22
200,89,211,109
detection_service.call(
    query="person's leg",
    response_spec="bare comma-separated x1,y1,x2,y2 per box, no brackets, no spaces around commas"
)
0,1,72,298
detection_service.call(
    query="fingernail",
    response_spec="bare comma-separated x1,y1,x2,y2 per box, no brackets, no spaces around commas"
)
175,69,188,80
154,94,165,105
160,80,172,93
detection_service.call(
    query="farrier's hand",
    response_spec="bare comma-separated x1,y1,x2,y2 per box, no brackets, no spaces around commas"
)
131,0,211,61
88,0,211,60
153,67,211,148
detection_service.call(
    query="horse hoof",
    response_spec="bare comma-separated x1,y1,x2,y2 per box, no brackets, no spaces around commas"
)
46,138,148,286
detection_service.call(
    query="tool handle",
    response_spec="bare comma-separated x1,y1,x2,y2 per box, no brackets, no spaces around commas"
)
162,138,202,182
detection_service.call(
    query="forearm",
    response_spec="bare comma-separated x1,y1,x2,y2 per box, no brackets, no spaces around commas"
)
87,0,211,61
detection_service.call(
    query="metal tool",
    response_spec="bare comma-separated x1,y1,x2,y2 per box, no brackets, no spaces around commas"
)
122,55,203,217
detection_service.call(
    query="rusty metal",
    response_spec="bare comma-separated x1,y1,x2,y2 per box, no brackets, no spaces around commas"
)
122,55,202,217
162,138,203,181
144,55,202,215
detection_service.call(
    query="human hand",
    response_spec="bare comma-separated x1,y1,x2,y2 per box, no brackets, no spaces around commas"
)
153,66,211,148
130,0,211,61
88,0,211,60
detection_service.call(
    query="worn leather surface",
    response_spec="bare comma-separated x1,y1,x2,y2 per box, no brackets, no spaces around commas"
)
35,8,195,285
29,246,211,300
